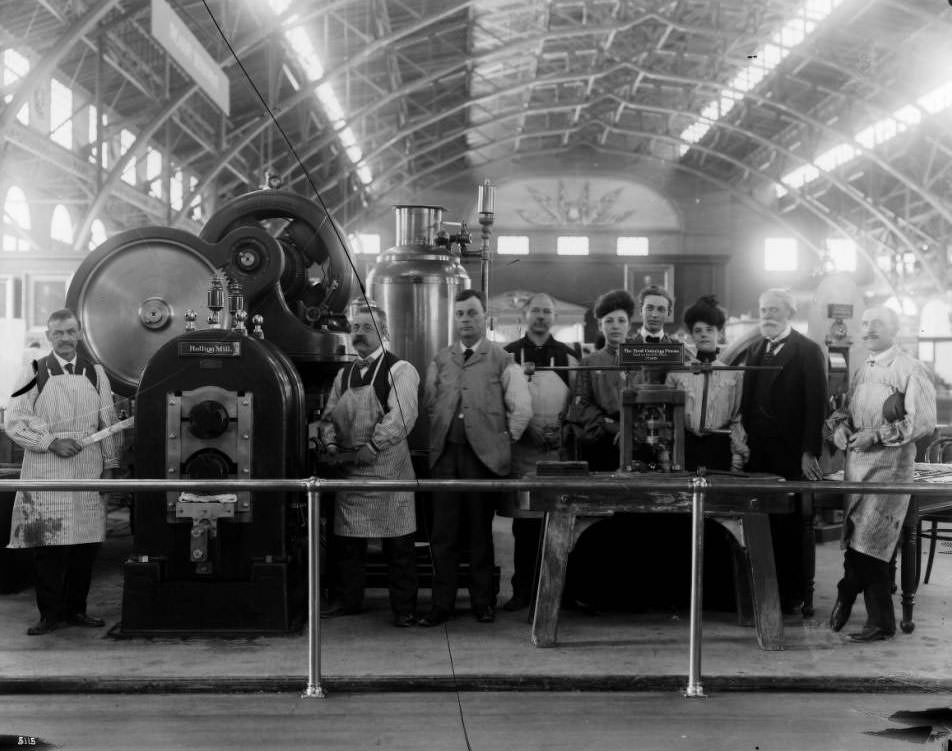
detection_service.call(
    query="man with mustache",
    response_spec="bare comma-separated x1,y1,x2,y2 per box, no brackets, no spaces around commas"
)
741,288,827,614
318,303,420,627
5,309,121,635
827,305,935,640
420,289,531,626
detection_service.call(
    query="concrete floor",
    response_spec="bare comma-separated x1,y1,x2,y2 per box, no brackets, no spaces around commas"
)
1,509,951,695
4,692,952,751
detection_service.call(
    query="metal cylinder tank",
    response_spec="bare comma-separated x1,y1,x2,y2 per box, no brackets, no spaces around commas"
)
366,205,470,450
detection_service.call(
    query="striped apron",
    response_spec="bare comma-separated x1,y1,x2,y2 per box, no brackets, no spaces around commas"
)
328,359,416,538
843,378,912,562
8,373,107,548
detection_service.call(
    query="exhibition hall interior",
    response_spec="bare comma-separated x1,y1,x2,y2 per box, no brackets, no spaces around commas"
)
0,1,951,749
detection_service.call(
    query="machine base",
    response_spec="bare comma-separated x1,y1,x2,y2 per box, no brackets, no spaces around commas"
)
118,559,301,635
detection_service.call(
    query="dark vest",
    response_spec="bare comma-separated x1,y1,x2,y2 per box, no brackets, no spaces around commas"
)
340,351,400,408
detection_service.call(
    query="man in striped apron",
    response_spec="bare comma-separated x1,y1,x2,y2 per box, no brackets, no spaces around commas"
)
828,305,936,641
5,309,120,635
318,304,420,627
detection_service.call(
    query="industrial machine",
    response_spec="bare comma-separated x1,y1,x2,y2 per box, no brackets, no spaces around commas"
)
66,189,355,634
617,343,687,473
365,204,471,452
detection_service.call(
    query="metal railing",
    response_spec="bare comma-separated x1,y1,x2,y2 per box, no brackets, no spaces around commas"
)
2,475,952,699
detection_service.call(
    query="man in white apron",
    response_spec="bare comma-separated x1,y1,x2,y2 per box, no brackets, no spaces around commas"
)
5,309,120,635
502,292,577,611
318,304,420,627
828,305,936,641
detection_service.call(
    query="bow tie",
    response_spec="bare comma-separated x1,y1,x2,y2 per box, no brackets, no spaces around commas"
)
696,349,718,363
354,357,374,370
644,335,662,344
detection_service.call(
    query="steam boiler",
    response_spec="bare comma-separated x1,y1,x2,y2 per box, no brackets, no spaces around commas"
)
67,189,355,634
365,205,471,452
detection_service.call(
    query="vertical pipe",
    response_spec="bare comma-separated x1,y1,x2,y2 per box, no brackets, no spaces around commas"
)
303,481,326,698
685,475,707,698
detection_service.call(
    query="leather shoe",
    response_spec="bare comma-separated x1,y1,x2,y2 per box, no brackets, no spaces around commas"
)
417,610,450,628
66,613,105,628
27,618,61,636
392,613,417,628
829,599,853,632
502,594,529,612
474,605,496,623
849,627,894,642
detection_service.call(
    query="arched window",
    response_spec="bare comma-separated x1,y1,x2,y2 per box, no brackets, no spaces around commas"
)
51,204,73,245
89,219,107,251
3,186,31,252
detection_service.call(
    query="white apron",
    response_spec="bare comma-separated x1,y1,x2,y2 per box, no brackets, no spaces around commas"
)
513,368,571,476
843,378,912,562
8,372,106,548
328,359,416,537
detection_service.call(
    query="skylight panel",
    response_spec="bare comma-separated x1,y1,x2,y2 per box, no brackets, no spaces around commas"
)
678,0,846,156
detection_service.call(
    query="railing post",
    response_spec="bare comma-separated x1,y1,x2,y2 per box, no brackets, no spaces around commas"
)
685,475,708,698
302,477,326,698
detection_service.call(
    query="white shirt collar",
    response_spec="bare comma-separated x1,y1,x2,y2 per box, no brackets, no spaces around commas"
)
356,346,384,369
460,338,482,353
767,325,792,343
867,344,898,365
639,327,664,340
53,352,77,370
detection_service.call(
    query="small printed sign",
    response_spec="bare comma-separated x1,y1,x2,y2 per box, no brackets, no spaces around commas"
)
618,342,685,366
827,303,853,320
178,341,242,358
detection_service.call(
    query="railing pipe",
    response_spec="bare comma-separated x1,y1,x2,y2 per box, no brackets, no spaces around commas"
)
685,475,707,698
303,480,326,699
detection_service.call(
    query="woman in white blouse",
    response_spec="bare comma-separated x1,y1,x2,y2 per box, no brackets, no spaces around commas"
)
665,295,749,472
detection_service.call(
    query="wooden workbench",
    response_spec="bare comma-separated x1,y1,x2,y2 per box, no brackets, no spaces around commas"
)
515,472,794,651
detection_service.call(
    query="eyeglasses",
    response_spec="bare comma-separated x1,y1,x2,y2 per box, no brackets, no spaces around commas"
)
350,323,378,334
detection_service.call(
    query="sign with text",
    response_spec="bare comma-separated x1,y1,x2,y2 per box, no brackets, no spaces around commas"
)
151,0,230,115
827,303,854,320
178,341,242,358
618,342,685,366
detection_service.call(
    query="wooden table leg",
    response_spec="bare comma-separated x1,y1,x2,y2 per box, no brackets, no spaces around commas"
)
899,497,919,634
741,513,784,651
800,492,815,618
530,509,576,647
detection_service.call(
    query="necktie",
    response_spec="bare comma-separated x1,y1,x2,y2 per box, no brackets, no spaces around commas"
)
463,348,474,362
766,338,786,356
696,349,718,363
64,363,74,374
355,357,373,370
645,335,661,343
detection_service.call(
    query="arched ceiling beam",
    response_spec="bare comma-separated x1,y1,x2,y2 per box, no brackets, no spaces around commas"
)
0,0,120,140
276,49,952,242
282,74,949,287
173,4,744,224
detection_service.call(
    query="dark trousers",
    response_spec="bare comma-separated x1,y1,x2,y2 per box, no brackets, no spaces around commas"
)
836,548,896,634
838,547,895,634
510,517,542,600
747,437,806,606
334,533,418,616
429,442,498,613
33,542,100,621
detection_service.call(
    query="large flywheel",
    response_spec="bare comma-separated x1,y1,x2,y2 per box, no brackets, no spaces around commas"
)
66,228,219,396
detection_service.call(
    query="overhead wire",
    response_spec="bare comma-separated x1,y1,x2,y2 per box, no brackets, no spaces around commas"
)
197,6,477,745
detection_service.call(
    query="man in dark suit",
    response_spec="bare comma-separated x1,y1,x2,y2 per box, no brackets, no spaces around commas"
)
741,288,827,614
